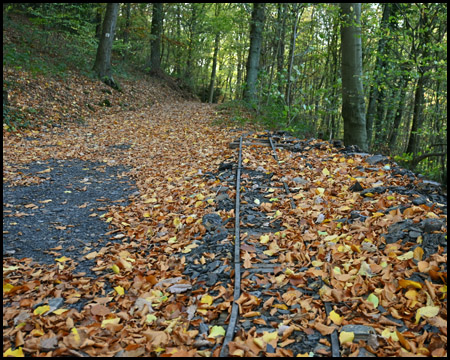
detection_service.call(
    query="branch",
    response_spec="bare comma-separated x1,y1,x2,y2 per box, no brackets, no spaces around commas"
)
410,152,446,167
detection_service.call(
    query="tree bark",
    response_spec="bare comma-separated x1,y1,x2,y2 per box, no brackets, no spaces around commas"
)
243,3,265,105
208,33,220,103
147,3,163,75
366,3,392,149
208,4,221,103
93,3,119,89
340,3,368,151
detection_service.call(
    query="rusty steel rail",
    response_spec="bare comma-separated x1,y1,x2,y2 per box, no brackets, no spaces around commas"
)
219,135,243,357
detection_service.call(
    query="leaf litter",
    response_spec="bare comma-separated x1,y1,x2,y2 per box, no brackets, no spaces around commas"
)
3,70,447,357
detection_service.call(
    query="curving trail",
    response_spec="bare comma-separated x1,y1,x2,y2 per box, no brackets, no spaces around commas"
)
3,93,447,357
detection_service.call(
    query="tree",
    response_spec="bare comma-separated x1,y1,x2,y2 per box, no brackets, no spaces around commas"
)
243,3,265,104
93,3,119,90
147,3,163,75
340,3,367,151
365,3,393,149
208,4,221,103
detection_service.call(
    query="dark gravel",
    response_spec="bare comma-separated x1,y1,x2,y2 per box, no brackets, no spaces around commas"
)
3,159,137,274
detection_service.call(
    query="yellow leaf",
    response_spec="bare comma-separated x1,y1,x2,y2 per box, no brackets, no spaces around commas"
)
367,293,379,308
425,212,439,219
52,308,68,315
209,325,225,338
413,247,424,261
339,331,354,344
114,286,125,296
71,327,81,343
316,187,325,195
33,305,50,315
200,294,213,306
405,289,418,300
146,314,157,324
243,158,249,164
101,318,121,328
196,194,205,200
285,268,294,275
398,279,422,289
372,212,384,218
55,256,71,263
143,212,151,218
381,328,399,341
260,235,270,244
232,349,244,356
262,330,278,343
168,236,177,244
322,168,330,176
186,216,194,224
397,251,414,260
3,347,24,357
273,303,288,310
3,283,14,293
329,310,343,325
253,337,265,349
111,264,120,274
415,306,439,324
106,217,113,223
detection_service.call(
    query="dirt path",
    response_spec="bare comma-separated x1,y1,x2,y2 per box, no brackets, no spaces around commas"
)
3,100,447,357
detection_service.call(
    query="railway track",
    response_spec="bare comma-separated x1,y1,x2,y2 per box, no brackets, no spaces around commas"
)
218,132,340,357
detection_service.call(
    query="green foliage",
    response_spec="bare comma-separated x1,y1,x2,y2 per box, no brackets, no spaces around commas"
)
3,106,31,132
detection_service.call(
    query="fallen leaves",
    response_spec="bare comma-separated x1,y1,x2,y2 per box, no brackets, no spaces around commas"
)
3,64,447,358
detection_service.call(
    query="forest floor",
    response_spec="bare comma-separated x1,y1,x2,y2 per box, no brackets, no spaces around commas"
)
3,66,447,357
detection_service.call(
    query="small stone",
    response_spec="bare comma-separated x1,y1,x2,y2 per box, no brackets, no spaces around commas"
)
421,219,444,233
365,154,388,165
408,231,422,238
292,177,309,185
341,325,376,341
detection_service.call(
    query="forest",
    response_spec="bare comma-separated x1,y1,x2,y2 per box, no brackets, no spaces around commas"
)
2,3,448,358
3,3,447,183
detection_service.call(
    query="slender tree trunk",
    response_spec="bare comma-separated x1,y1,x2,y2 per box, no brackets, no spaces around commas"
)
147,3,163,75
286,5,301,120
243,3,265,105
366,3,392,149
208,33,220,103
405,73,425,155
121,3,131,61
340,3,367,151
276,3,287,94
93,3,119,90
208,4,221,104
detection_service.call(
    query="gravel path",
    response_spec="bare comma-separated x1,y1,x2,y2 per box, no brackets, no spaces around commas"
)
3,159,136,275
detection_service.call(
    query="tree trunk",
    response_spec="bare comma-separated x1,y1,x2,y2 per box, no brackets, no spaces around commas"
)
243,3,265,105
93,3,119,90
208,4,221,104
340,3,367,151
366,3,392,149
286,4,301,120
208,33,220,103
405,73,425,155
276,3,287,94
147,3,163,75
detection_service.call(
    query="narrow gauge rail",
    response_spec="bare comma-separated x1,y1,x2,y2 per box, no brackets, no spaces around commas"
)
219,132,340,357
